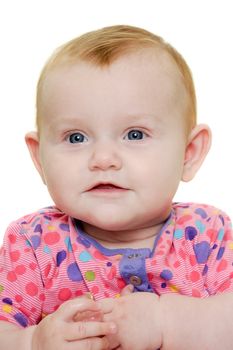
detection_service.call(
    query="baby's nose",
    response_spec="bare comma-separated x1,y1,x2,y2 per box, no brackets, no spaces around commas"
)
88,141,122,171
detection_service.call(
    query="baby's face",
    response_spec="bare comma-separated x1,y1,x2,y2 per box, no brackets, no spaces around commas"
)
37,49,189,232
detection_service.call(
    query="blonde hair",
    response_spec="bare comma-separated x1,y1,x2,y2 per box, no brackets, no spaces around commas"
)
36,25,196,132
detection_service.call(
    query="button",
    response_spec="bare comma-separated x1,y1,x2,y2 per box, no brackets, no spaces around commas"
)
128,253,141,259
129,275,142,286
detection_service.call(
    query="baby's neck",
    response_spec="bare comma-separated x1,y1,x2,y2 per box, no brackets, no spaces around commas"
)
81,222,164,250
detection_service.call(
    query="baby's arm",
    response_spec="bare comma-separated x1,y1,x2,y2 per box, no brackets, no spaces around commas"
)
100,291,233,350
160,292,233,350
0,297,117,350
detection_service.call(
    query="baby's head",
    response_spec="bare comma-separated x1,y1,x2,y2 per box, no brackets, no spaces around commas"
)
26,25,211,234
36,25,196,135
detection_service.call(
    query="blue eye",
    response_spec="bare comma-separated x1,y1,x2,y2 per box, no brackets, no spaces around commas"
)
127,130,144,140
68,132,86,143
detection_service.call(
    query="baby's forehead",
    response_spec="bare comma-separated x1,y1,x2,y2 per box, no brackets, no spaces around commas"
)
45,48,185,93
39,48,189,124
39,49,189,130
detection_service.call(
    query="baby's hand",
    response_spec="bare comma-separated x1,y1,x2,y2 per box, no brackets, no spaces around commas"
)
74,285,134,323
98,292,162,350
32,297,117,350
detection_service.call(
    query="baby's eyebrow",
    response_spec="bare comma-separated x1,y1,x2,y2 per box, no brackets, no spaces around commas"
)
49,116,87,130
47,113,163,135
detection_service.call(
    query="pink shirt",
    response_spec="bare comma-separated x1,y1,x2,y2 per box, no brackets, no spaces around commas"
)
0,202,233,328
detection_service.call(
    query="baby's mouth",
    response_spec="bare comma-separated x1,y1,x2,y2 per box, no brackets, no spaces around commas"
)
87,182,127,192
92,184,121,190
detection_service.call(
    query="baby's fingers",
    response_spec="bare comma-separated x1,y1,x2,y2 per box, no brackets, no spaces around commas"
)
66,336,111,350
56,297,100,321
96,298,115,314
64,320,117,342
120,284,134,296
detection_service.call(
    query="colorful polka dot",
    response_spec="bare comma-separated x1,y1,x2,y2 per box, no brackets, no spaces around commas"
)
216,247,225,260
15,295,23,303
43,245,51,254
185,226,197,241
2,298,13,305
160,269,173,281
31,235,41,250
44,263,52,278
14,312,28,327
217,259,228,272
67,263,83,281
8,234,17,244
93,250,108,260
2,304,12,313
85,271,96,281
107,266,116,280
91,286,99,295
79,251,92,262
56,250,67,267
15,265,26,275
177,215,192,225
10,250,20,262
190,271,200,282
193,241,210,263
64,237,72,252
202,264,208,276
44,232,60,245
25,282,38,296
169,285,179,292
59,223,70,232
0,315,8,322
217,228,225,241
174,229,183,239
58,288,72,301
195,220,206,233
117,278,126,289
39,293,46,301
7,271,17,282
34,224,42,234
47,225,56,231
195,208,207,219
189,255,197,266
207,229,218,242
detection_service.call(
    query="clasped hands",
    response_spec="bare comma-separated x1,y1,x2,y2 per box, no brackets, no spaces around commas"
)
32,285,162,350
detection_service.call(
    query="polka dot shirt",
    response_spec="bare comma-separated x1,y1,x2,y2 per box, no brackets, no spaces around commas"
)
0,202,233,328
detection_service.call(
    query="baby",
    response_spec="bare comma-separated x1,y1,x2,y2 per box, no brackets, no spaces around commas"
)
1,24,233,350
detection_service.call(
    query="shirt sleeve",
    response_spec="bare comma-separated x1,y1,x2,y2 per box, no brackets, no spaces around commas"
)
202,210,233,295
0,221,44,328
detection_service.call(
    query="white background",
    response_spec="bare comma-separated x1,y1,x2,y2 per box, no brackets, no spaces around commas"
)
0,0,233,240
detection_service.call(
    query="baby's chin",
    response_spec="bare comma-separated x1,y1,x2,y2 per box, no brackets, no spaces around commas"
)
73,208,135,231
82,218,130,233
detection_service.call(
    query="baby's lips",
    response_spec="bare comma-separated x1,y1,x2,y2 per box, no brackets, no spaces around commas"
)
87,181,126,191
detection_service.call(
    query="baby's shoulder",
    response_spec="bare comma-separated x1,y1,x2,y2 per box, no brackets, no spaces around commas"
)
172,202,231,227
6,206,70,238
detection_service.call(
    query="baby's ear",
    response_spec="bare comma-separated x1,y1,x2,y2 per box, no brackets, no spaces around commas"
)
25,131,46,184
182,124,211,182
